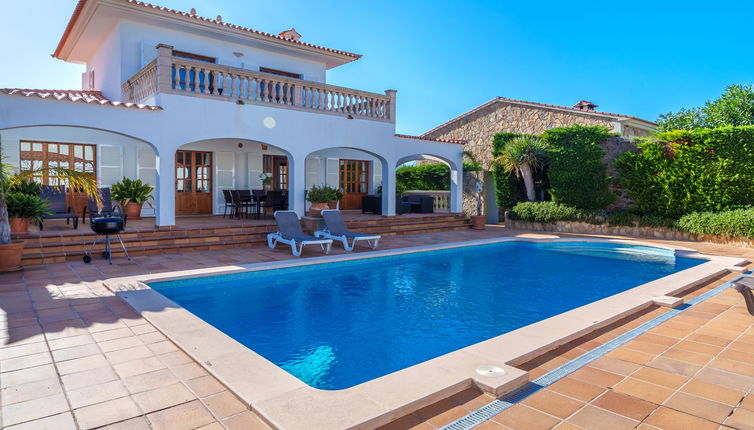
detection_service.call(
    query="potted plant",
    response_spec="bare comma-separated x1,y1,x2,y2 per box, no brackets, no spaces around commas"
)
328,188,344,209
306,184,340,216
7,192,50,234
259,172,272,189
111,177,154,220
0,159,99,272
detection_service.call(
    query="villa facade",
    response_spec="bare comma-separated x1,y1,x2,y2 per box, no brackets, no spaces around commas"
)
421,97,657,221
0,0,465,227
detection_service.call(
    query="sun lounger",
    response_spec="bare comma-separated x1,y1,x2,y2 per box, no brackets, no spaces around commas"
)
315,209,381,251
732,277,754,316
267,210,332,256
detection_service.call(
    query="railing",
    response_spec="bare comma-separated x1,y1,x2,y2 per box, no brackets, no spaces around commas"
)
121,59,158,104
405,190,450,212
121,45,395,122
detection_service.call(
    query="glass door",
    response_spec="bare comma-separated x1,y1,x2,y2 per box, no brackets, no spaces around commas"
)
176,150,213,215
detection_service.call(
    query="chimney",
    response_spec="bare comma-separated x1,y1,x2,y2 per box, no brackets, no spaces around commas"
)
278,28,302,41
573,100,598,111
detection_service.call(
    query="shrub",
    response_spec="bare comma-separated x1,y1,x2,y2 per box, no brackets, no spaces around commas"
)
8,179,40,196
677,208,754,238
6,192,50,221
306,184,343,203
395,164,450,191
614,125,754,218
541,125,616,210
508,201,597,224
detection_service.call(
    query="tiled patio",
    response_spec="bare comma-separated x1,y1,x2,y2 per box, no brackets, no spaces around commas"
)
1,226,753,429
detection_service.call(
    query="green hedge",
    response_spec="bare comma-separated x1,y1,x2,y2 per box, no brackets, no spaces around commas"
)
614,126,754,218
507,202,597,224
541,125,616,209
395,164,450,191
677,208,754,237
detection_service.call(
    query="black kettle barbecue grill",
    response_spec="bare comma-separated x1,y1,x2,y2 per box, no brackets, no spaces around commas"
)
83,217,131,264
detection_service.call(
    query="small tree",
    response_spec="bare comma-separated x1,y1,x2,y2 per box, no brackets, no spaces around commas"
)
494,136,548,202
657,83,754,131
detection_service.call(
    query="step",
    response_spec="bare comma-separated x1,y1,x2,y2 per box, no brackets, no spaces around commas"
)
20,215,472,265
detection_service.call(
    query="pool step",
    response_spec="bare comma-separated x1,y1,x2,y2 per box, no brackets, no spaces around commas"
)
18,214,471,265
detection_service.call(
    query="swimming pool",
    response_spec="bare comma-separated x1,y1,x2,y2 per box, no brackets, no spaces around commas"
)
149,241,702,390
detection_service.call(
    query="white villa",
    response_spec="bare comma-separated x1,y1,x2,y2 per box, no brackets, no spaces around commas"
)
0,0,464,227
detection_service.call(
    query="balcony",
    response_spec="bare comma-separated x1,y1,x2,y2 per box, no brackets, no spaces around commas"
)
121,45,395,122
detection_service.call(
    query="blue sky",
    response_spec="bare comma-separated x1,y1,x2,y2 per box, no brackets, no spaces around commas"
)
1,0,752,135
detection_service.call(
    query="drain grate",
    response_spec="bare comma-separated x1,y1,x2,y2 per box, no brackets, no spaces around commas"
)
441,272,750,430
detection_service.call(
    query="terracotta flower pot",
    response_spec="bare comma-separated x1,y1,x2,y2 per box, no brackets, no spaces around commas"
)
308,202,329,217
0,242,24,272
10,218,30,234
471,215,486,230
327,201,338,209
124,202,143,220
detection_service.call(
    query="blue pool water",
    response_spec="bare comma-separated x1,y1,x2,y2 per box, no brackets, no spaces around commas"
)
149,241,702,390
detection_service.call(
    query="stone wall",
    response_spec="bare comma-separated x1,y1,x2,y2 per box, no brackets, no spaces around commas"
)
463,171,483,216
423,100,619,170
506,219,754,249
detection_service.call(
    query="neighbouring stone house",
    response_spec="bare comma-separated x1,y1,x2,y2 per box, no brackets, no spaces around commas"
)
420,97,657,221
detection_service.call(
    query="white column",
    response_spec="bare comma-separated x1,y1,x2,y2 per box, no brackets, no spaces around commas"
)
450,164,463,213
155,150,176,226
288,153,306,216
381,161,396,216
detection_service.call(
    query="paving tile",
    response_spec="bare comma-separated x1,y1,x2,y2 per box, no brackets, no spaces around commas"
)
693,366,754,391
679,379,745,406
105,345,154,364
51,343,101,362
0,352,52,372
66,379,130,409
0,377,62,406
185,375,226,398
147,340,179,355
660,347,714,365
521,389,583,419
98,416,153,430
644,406,719,430
5,412,76,430
113,356,166,378
74,396,143,430
566,405,638,430
586,356,641,376
1,393,70,426
56,354,109,375
612,378,673,404
222,411,272,430
202,390,247,418
91,327,134,343
568,366,624,388
377,413,434,430
740,394,754,411
645,356,702,377
605,348,655,365
663,391,733,423
169,362,207,380
133,382,196,413
47,334,95,350
547,377,605,402
158,350,194,367
630,366,688,389
60,365,119,391
590,390,656,421
674,340,724,356
147,399,216,430
98,336,143,353
0,364,58,388
725,407,754,430
491,404,560,430
0,342,49,360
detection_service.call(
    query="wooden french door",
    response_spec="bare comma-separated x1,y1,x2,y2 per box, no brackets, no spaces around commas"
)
262,155,289,191
175,150,213,215
19,141,96,216
339,159,369,209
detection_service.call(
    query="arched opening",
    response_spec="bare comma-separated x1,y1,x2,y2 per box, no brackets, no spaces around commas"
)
394,154,461,214
174,138,294,217
304,147,388,214
0,125,159,222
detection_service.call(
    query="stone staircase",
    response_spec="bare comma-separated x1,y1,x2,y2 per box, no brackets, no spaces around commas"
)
17,214,470,265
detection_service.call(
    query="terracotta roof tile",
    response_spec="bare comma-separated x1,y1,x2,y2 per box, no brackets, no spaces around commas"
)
422,97,657,137
394,134,466,145
0,89,162,110
54,0,361,61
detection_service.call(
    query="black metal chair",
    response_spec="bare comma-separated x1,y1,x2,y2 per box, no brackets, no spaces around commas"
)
221,189,234,218
259,190,284,219
230,190,254,218
82,188,125,225
39,186,78,231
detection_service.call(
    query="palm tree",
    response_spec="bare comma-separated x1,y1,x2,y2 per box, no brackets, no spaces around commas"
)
494,135,548,201
1,160,100,245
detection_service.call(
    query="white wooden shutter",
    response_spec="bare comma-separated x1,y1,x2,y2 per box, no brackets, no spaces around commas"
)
98,145,123,187
215,152,235,214
247,152,263,188
137,147,157,216
305,158,319,188
326,158,340,188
